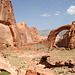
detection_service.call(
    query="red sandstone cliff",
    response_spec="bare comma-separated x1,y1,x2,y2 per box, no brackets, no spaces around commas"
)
0,0,45,47
0,0,21,47
0,0,16,25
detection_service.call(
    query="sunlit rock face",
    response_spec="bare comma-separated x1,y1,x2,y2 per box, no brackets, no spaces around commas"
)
0,0,22,47
17,21,40,44
0,0,16,25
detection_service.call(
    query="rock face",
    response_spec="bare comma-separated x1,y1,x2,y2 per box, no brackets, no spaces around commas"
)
0,0,22,47
29,27,40,42
0,0,16,25
0,23,13,45
17,21,40,44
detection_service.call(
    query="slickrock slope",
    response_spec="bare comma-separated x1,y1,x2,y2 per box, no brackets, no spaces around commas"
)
17,21,40,43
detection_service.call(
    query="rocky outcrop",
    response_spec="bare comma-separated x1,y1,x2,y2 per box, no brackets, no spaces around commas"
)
47,57,75,68
39,56,75,68
17,21,40,43
0,0,16,25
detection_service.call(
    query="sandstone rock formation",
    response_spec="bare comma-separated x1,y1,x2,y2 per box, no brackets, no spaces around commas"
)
0,0,22,47
0,56,17,75
40,56,75,68
46,24,71,49
47,57,75,68
17,21,40,43
0,0,40,47
26,69,56,75
46,21,75,49
0,23,13,45
0,0,16,25
68,21,75,48
29,27,40,42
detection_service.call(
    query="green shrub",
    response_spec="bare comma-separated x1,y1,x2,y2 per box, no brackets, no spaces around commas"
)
0,71,9,75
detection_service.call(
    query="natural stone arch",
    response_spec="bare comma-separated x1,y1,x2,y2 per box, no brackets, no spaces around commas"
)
46,24,71,49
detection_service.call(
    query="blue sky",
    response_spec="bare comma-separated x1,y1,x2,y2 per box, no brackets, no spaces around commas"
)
11,0,75,30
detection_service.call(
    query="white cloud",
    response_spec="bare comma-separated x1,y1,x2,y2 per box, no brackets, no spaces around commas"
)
54,11,60,16
67,5,75,15
41,14,51,17
55,13,59,16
